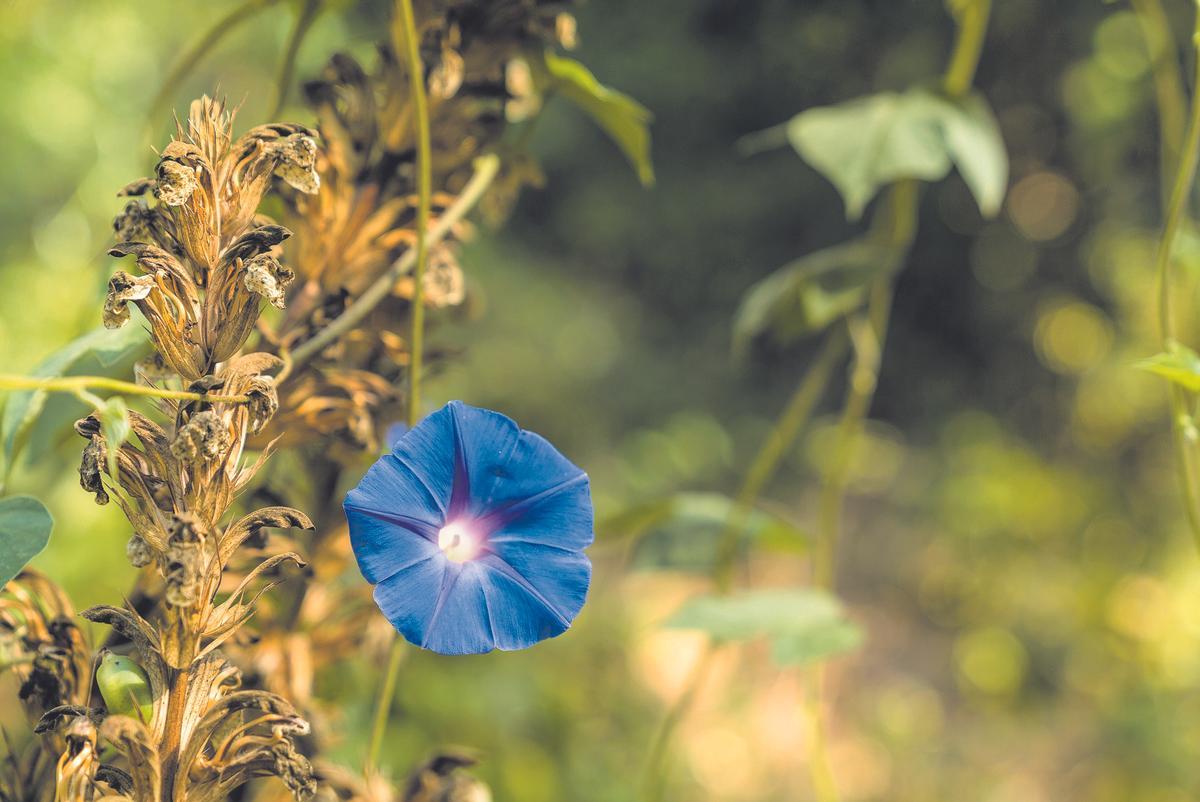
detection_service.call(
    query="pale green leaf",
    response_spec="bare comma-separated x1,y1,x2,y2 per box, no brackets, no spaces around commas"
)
784,88,1007,219
666,588,863,667
787,91,952,220
937,92,1008,217
1,322,149,479
733,239,901,349
542,50,655,186
0,495,53,588
1136,342,1200,392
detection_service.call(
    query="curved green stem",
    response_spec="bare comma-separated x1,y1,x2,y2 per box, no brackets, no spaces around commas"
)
1131,0,1188,197
0,374,249,405
642,329,849,801
269,0,322,119
146,0,280,136
712,329,850,593
1153,10,1200,552
363,0,433,778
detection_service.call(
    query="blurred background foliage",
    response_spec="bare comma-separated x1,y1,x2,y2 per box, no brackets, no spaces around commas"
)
2,0,1200,800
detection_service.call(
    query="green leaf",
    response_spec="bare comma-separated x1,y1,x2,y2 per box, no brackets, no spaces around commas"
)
1,323,149,480
98,397,131,477
787,91,951,220
733,239,901,349
541,50,654,186
666,588,863,667
599,492,809,572
937,92,1008,217
785,88,1007,219
0,496,53,588
1136,342,1200,392
770,620,864,666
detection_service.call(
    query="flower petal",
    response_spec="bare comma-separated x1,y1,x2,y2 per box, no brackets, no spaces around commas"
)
418,563,496,655
447,401,588,527
478,547,590,650
477,545,590,638
345,502,441,584
484,473,593,552
373,555,447,646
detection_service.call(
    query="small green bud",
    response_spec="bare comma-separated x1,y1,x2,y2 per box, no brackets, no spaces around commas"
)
96,651,153,724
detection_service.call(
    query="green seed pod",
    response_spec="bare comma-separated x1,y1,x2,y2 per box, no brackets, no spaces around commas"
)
96,651,153,724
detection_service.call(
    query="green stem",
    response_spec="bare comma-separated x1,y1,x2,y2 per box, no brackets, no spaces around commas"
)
642,329,849,802
640,646,717,802
0,374,249,405
804,1,991,797
712,329,851,593
146,0,280,135
269,0,322,119
364,637,405,777
363,0,433,778
1131,0,1188,197
1153,9,1200,552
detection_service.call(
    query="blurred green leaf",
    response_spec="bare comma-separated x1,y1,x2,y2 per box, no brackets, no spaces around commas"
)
541,50,655,186
733,239,900,349
666,588,863,667
98,396,131,477
938,92,1008,217
787,91,951,220
1136,343,1200,392
0,495,53,588
785,89,1006,219
1,323,149,481
600,491,809,572
770,620,864,666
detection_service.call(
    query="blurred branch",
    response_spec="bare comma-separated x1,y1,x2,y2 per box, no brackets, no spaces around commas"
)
1131,0,1188,197
269,0,323,119
288,154,501,372
146,0,281,140
1152,8,1200,550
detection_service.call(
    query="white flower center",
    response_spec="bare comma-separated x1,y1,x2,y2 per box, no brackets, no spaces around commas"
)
438,522,480,563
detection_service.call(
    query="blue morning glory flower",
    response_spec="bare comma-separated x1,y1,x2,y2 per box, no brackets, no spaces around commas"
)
344,401,593,655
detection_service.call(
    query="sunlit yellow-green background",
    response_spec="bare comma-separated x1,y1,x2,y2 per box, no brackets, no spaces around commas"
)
3,0,1200,800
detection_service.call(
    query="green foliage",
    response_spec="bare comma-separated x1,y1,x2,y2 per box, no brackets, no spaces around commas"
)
1136,342,1200,392
786,88,1007,219
666,588,863,667
601,491,808,572
539,50,655,187
0,323,149,481
0,495,53,588
96,651,154,724
734,239,900,348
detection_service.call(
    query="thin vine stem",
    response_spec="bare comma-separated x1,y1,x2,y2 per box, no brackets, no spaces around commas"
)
1131,0,1188,195
804,3,991,799
146,0,281,138
269,0,322,119
1152,7,1200,552
0,374,249,405
639,329,849,802
364,0,433,778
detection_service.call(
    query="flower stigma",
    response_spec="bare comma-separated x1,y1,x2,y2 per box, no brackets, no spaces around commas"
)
438,521,481,563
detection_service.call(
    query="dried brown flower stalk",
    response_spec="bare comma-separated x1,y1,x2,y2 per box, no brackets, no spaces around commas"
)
0,97,324,802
